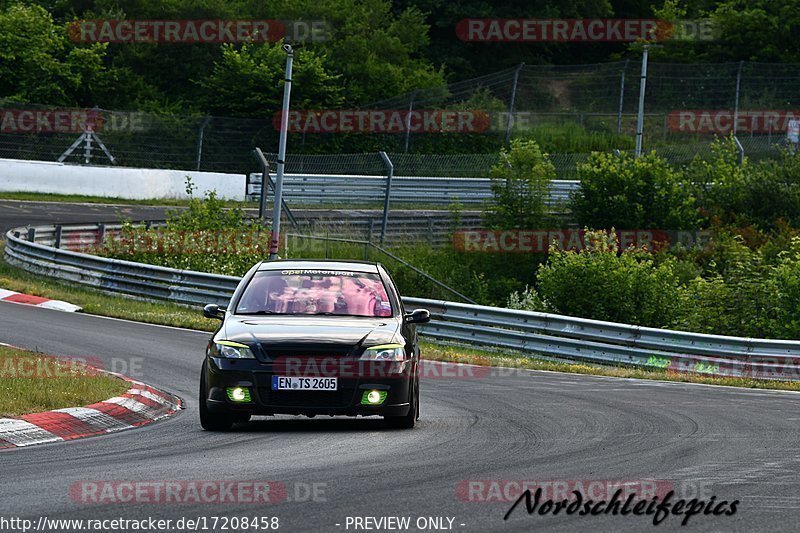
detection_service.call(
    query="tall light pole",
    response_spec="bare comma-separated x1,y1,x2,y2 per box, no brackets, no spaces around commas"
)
269,44,294,260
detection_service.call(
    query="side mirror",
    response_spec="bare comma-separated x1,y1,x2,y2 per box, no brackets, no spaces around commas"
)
203,303,226,320
404,308,430,324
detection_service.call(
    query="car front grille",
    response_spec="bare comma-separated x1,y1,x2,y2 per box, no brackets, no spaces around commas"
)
259,346,354,360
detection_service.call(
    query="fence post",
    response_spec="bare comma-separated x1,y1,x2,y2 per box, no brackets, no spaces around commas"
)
378,151,394,245
634,46,649,157
734,135,744,165
733,60,744,136
253,148,270,220
195,116,211,171
54,225,62,249
254,148,298,229
617,59,629,134
404,91,417,154
505,63,525,146
270,45,294,260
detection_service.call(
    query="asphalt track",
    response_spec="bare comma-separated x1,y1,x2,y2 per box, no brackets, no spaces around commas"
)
3,302,800,532
1,202,799,532
0,200,173,234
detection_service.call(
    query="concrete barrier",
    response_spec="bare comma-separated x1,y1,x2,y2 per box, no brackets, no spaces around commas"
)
0,158,245,200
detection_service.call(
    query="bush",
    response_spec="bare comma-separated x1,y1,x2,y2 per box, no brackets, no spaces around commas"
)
687,136,749,226
571,151,698,230
165,177,247,231
483,139,556,230
675,234,778,337
509,230,685,327
770,237,800,339
689,138,800,231
740,151,800,230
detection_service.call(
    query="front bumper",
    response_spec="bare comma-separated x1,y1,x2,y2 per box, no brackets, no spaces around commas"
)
203,357,413,417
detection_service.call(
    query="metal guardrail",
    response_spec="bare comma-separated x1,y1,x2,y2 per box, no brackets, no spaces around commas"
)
5,222,800,381
290,211,483,247
247,173,579,207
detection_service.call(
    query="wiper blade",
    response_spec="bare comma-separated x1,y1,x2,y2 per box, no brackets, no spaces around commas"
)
308,312,368,317
236,310,278,315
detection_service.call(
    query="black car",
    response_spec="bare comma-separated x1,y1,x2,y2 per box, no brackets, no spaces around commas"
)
199,259,430,431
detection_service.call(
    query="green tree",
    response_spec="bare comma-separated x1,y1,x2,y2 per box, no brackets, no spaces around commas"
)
0,3,111,105
197,42,343,117
484,139,556,230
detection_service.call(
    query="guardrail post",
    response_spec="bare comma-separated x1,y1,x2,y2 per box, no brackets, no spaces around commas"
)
97,223,106,247
27,227,35,242
378,151,393,245
54,225,62,249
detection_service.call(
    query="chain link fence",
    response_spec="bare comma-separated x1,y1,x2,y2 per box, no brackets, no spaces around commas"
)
1,61,798,177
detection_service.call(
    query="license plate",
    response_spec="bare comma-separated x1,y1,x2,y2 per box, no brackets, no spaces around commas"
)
272,376,338,391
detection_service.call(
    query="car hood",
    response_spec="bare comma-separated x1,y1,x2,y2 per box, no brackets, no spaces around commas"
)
220,315,401,348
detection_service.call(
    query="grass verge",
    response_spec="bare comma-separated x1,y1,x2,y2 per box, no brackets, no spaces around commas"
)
0,243,217,331
1,246,798,392
0,191,245,208
0,192,455,211
422,342,800,392
0,344,130,416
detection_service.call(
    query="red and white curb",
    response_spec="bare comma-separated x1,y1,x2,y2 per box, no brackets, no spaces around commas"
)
0,372,183,449
0,288,82,312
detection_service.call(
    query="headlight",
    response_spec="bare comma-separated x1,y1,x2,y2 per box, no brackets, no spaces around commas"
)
360,344,405,361
211,340,256,359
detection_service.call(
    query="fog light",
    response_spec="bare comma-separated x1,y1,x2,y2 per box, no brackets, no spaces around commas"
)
361,390,387,405
227,387,251,402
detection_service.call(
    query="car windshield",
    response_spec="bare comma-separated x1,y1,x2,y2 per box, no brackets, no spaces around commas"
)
235,269,394,317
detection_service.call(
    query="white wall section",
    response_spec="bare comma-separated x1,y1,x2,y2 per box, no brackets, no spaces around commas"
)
0,158,245,200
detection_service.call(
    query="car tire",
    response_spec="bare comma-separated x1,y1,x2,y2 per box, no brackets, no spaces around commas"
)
385,378,418,429
199,362,234,431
